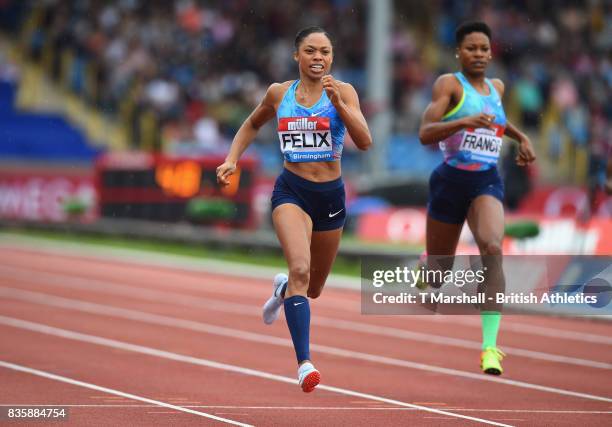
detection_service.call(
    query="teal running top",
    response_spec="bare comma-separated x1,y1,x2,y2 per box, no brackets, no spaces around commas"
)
276,80,346,162
439,72,507,171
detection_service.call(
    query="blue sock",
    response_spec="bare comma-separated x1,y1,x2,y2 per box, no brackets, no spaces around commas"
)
284,295,310,363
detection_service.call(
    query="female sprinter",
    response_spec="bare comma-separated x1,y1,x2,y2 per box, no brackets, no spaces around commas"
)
418,22,536,375
216,27,371,392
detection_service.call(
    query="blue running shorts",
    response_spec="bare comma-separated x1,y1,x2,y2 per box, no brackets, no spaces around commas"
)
271,168,345,231
428,163,504,224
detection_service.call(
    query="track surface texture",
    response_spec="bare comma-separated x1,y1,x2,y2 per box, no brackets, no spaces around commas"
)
0,239,610,426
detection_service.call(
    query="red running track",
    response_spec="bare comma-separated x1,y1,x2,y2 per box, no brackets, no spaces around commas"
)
0,242,610,426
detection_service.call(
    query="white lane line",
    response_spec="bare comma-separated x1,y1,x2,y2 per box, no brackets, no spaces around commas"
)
1,266,610,370
0,361,252,427
0,233,355,289
0,316,514,427
1,293,611,404
447,409,611,414
313,317,612,370
0,405,610,414
0,284,612,369
1,241,610,343
423,315,612,345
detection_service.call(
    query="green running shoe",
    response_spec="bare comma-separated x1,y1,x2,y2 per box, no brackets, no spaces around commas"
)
480,347,505,375
413,256,429,290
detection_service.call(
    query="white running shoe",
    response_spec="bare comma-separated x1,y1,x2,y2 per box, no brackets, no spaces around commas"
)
298,362,320,393
262,273,288,325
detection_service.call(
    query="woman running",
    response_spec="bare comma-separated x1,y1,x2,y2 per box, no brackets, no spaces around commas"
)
216,26,372,392
418,21,536,375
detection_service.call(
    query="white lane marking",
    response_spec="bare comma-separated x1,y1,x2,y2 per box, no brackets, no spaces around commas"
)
1,266,610,369
1,240,610,338
0,245,610,344
1,293,611,404
0,361,252,427
0,316,514,427
313,317,612,370
424,315,612,345
0,232,362,288
3,235,610,325
0,405,610,414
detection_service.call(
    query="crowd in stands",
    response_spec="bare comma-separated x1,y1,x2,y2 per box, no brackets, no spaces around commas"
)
6,0,367,158
1,0,610,199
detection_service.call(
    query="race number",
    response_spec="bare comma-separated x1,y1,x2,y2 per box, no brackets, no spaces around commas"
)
278,117,332,162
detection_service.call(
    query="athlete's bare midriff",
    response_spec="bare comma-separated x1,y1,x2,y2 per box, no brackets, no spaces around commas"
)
283,160,341,182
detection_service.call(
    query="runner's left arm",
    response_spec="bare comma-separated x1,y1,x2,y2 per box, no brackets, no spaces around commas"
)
323,75,372,151
491,79,536,166
505,121,536,166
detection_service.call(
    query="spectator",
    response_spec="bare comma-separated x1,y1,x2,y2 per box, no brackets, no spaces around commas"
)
3,0,609,192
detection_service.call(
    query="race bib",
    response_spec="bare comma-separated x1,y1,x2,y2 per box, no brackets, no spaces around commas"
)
278,117,333,162
459,125,504,164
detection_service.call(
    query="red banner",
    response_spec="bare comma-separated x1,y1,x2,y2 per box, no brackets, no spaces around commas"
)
0,168,96,222
518,186,612,218
357,208,612,255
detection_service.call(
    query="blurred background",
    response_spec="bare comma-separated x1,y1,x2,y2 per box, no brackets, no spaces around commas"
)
0,0,610,258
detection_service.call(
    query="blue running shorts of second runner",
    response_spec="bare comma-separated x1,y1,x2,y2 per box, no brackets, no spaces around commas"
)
271,168,346,231
428,162,505,224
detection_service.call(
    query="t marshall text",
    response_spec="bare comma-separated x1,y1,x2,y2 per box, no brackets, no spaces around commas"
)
372,292,599,305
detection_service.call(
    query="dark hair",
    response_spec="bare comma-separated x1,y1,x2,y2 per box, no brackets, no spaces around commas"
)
455,21,492,45
294,26,333,50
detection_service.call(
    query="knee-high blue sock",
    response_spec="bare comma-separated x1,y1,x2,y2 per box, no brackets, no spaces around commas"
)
284,295,310,363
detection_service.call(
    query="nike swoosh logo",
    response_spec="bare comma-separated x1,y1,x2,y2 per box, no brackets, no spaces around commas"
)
328,209,344,218
311,110,323,116
294,302,305,306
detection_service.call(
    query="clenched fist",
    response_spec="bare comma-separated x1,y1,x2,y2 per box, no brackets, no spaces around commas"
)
322,75,342,107
216,161,236,186
461,113,496,129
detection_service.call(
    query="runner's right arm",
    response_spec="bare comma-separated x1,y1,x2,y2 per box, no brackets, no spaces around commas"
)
419,75,494,146
217,84,281,186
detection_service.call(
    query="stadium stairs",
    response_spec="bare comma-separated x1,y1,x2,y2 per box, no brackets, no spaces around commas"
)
0,35,123,163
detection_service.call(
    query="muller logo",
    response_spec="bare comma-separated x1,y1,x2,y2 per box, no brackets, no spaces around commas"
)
287,118,318,131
